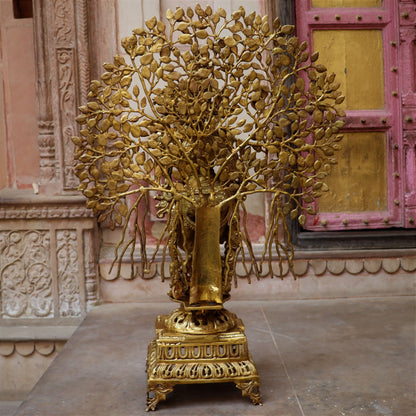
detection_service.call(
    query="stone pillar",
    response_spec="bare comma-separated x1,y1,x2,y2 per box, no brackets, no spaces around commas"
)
33,0,91,193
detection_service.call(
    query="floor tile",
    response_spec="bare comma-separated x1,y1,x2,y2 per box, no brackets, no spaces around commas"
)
0,401,21,416
261,297,415,416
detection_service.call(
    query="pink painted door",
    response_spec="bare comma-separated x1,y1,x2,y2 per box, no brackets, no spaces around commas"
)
295,0,415,231
400,0,416,228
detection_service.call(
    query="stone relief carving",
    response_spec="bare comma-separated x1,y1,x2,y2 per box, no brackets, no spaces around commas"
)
0,231,53,319
38,121,56,183
53,0,73,45
0,204,95,220
1,1,96,323
56,230,81,317
0,220,97,320
56,48,78,189
33,0,57,185
75,0,91,105
83,229,99,310
33,0,91,190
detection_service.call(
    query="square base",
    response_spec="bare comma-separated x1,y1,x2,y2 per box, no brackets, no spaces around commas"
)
145,313,261,411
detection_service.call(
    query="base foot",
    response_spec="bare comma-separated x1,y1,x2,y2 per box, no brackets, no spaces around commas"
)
236,379,262,405
146,383,174,412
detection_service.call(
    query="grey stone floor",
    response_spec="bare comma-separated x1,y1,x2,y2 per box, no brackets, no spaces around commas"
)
10,296,416,416
0,401,21,416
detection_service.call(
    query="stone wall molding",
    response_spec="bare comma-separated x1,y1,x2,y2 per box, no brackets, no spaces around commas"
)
0,190,95,220
0,205,94,219
0,340,65,357
99,255,416,281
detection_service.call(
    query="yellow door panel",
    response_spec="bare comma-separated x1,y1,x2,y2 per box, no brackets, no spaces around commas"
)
313,30,385,110
319,132,387,213
312,0,382,7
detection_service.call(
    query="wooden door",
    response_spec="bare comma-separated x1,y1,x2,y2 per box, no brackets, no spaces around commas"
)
295,1,411,230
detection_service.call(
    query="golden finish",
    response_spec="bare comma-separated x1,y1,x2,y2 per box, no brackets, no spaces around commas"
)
313,29,384,110
72,4,344,410
190,206,222,305
146,311,260,411
319,132,387,213
312,0,381,7
165,308,236,334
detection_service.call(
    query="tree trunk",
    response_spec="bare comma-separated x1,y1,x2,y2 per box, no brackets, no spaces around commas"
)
189,205,222,306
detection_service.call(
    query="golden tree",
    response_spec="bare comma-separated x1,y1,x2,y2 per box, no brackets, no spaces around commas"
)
72,4,344,307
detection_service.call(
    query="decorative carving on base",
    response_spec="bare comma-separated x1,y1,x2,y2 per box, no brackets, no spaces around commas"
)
235,379,262,405
146,383,174,412
165,308,236,334
145,311,261,411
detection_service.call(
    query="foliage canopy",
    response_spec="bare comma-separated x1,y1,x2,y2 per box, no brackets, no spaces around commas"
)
73,5,344,298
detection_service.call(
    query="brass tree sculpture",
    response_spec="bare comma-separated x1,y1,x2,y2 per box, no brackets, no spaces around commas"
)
73,4,344,410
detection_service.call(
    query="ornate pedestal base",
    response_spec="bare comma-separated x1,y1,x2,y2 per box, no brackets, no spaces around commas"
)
145,310,261,411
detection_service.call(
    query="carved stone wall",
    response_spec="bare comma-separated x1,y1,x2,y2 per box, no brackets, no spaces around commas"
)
0,1,99,324
0,0,99,323
0,192,99,321
0,0,99,399
33,0,90,192
0,192,98,398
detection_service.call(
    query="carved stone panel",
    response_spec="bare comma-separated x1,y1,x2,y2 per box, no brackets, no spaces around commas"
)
56,48,78,190
83,229,99,309
0,192,99,321
0,230,53,319
56,230,81,317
